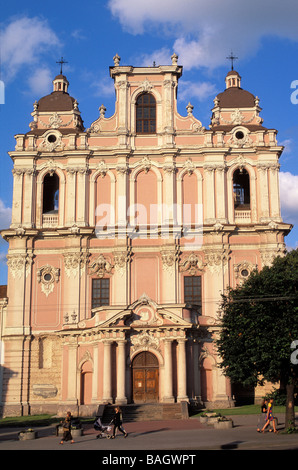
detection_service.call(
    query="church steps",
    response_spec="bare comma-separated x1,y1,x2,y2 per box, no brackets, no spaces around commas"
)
101,403,188,423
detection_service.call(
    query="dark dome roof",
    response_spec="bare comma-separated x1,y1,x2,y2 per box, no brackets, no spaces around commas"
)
54,74,68,81
216,87,256,108
226,70,241,77
37,91,76,112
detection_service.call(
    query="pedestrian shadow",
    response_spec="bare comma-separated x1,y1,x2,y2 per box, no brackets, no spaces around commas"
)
128,428,170,438
221,440,244,450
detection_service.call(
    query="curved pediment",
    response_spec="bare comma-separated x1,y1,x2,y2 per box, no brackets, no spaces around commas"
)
97,293,193,329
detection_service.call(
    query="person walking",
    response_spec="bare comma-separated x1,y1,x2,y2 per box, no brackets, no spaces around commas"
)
60,411,75,444
257,398,268,432
111,406,128,438
261,398,278,433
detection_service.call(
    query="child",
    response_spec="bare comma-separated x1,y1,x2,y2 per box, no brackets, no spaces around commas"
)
257,399,268,432
261,398,278,433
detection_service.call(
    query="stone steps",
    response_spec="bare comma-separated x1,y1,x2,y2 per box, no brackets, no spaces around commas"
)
102,403,188,423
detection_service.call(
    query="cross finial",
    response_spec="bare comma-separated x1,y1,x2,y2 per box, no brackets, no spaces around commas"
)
226,51,238,71
56,56,68,74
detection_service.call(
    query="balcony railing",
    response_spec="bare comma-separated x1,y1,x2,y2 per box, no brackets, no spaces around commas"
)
42,212,59,228
234,209,251,224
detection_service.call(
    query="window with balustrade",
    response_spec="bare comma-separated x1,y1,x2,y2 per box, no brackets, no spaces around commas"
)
233,168,251,223
42,172,59,227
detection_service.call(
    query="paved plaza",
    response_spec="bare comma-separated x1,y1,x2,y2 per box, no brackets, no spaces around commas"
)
0,413,297,454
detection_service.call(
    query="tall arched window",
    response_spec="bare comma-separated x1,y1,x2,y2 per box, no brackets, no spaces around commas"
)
42,173,59,228
43,173,59,214
136,93,156,133
233,168,250,209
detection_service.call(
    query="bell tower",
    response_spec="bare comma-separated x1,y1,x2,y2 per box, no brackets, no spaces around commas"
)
225,70,241,89
53,74,69,93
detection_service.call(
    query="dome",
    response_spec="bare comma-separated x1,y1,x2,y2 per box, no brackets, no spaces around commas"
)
37,73,76,112
37,92,76,112
213,70,256,108
216,87,256,108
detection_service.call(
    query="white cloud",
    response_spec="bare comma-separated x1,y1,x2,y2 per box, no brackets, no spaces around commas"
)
71,29,87,41
91,76,115,99
27,67,53,96
178,80,217,103
279,171,298,225
0,16,59,82
138,47,172,67
278,139,293,154
0,200,11,231
108,0,298,70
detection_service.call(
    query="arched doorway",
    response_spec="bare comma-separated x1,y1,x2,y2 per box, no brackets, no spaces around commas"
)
132,351,159,403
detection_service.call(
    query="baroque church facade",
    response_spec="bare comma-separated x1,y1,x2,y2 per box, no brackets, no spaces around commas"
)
0,54,291,416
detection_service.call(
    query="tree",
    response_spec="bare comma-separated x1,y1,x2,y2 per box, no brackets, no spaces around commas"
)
217,248,298,429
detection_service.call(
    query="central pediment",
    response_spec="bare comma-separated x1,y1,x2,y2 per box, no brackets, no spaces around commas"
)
97,293,193,329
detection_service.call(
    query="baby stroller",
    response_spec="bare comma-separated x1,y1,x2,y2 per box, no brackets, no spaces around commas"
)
93,417,112,439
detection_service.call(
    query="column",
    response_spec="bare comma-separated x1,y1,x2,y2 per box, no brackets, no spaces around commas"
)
177,338,188,402
203,165,215,223
162,161,176,226
66,168,76,226
215,165,227,223
91,344,99,403
116,78,129,148
11,169,24,228
162,78,175,147
23,169,35,228
116,340,127,404
163,339,174,402
76,167,88,226
193,341,202,403
21,337,31,415
116,163,129,232
102,340,113,402
67,342,78,403
269,164,282,220
257,164,270,221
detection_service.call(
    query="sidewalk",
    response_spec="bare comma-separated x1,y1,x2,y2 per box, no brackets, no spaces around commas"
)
0,413,297,451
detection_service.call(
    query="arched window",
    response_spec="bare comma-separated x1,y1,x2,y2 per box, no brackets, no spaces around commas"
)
233,168,250,209
43,173,59,214
136,93,156,134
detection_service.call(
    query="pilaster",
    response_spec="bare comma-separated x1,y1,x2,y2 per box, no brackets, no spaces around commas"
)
162,339,174,402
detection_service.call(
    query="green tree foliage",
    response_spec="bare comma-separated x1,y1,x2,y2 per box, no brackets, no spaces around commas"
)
217,248,298,428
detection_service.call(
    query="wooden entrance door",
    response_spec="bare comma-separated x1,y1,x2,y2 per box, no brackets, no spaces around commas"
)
132,352,159,403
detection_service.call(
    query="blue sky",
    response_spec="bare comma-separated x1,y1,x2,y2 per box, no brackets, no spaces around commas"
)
1,0,298,284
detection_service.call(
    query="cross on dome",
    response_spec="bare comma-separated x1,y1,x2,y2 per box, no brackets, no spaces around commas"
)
56,56,68,75
226,51,238,71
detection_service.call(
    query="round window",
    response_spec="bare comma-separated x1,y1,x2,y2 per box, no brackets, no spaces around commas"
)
43,273,52,282
235,130,245,140
47,134,57,143
241,269,249,277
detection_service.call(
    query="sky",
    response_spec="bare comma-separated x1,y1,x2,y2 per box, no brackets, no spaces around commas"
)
1,0,298,285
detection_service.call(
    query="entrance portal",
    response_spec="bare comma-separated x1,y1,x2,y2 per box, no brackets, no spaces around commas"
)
132,351,159,403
